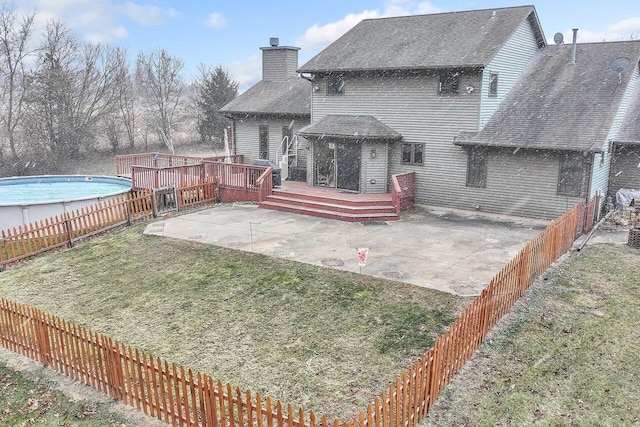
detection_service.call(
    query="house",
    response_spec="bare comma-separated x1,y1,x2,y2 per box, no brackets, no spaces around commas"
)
220,38,311,181
223,6,640,220
610,75,640,196
454,39,640,218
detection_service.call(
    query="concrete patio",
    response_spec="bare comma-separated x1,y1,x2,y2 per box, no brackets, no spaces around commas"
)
142,203,555,296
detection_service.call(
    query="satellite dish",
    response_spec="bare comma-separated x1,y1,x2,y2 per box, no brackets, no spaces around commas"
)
609,57,631,83
609,57,630,73
553,32,564,45
553,32,564,52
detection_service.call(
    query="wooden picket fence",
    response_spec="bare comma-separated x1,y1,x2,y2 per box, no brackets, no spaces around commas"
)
0,299,335,427
0,200,586,427
0,181,218,269
0,190,154,267
343,201,582,427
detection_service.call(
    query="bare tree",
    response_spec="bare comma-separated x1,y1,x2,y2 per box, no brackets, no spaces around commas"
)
25,21,125,161
136,49,185,153
119,61,136,149
0,4,35,163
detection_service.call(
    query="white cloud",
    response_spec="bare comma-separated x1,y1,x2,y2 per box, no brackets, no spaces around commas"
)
554,17,640,43
119,2,179,27
12,0,179,45
297,10,380,51
296,1,440,52
206,12,226,29
228,54,262,93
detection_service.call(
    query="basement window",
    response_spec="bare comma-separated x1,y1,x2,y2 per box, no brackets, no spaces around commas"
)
438,71,459,95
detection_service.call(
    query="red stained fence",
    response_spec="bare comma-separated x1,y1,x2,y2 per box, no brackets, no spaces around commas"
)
0,199,591,427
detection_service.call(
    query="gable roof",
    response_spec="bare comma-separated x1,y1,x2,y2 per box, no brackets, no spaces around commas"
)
299,6,544,73
456,41,640,153
219,78,310,117
297,115,402,141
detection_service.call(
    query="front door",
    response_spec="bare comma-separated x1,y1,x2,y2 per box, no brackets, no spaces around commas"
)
336,143,360,192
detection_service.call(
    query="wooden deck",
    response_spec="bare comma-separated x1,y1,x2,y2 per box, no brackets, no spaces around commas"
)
260,181,398,222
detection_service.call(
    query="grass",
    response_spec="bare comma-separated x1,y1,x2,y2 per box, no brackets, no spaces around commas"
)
425,244,640,426
0,358,143,426
0,221,463,420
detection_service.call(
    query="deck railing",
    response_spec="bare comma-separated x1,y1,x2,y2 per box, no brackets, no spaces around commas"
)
115,153,243,176
391,172,416,215
203,161,268,203
256,168,274,203
131,165,206,190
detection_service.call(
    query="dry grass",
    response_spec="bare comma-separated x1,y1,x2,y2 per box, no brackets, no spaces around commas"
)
424,244,640,426
0,352,156,426
0,222,463,420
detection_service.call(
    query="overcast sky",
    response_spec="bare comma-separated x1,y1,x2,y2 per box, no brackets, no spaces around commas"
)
11,0,640,91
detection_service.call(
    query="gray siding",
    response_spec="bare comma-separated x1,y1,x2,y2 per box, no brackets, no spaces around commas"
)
593,65,640,197
610,145,640,194
467,149,585,219
262,48,299,82
480,18,540,128
234,117,310,165
362,142,388,193
313,72,482,207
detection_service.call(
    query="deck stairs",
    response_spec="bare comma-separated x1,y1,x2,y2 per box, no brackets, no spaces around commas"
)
259,185,399,222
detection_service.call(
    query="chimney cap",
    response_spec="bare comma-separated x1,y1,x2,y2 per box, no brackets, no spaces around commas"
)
270,37,279,47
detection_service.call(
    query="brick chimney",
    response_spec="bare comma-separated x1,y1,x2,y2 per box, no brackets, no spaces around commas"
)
260,37,300,82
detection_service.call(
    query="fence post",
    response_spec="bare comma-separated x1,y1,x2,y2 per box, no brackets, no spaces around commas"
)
0,230,6,271
151,190,158,218
34,308,52,367
125,198,132,226
64,213,74,248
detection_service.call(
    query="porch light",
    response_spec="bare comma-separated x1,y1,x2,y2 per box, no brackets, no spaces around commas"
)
371,149,377,159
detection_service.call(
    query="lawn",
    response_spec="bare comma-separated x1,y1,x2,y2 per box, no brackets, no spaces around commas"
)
424,244,640,426
0,221,464,420
0,352,160,426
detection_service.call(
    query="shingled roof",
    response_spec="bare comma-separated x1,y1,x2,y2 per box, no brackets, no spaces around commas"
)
297,115,402,141
219,78,310,117
298,6,544,73
456,41,640,153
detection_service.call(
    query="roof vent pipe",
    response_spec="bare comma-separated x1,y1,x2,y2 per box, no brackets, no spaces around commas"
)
570,28,578,64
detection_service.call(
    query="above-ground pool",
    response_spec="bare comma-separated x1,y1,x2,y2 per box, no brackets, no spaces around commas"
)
0,175,132,231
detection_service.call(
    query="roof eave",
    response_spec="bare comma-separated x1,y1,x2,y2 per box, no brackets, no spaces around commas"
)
297,64,485,74
454,140,602,153
222,111,310,119
299,132,401,141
